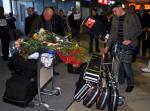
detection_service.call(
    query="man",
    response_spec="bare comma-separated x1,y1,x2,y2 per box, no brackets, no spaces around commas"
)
88,8,107,54
104,2,142,92
0,7,10,61
25,7,38,36
31,7,65,75
59,9,68,34
68,8,81,42
138,4,150,57
31,7,65,36
8,12,17,40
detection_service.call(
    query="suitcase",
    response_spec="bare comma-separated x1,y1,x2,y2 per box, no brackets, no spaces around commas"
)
96,78,110,110
84,54,101,83
108,87,119,111
8,53,37,79
74,83,92,102
3,75,37,107
83,87,99,108
74,73,86,95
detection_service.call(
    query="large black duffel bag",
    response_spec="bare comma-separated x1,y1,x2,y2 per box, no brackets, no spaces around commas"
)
3,75,37,107
8,53,37,79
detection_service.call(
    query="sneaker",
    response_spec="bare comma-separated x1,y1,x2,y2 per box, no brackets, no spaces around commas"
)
141,67,150,73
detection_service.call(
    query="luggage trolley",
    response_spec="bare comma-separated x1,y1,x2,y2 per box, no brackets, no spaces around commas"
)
109,43,126,107
31,34,71,111
31,51,61,111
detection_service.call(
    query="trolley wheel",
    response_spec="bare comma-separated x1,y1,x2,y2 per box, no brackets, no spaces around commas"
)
54,87,61,96
118,96,126,106
28,101,35,108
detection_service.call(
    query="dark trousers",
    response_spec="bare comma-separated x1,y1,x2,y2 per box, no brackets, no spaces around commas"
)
1,36,10,60
89,33,100,52
11,29,17,40
118,63,134,86
142,32,150,56
136,34,142,54
71,27,80,42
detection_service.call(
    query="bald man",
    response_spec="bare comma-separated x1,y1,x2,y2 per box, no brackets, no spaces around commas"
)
31,7,65,36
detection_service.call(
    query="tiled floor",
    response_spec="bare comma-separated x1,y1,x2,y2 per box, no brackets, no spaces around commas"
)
67,34,150,111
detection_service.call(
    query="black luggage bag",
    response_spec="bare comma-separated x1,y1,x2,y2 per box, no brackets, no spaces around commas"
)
8,53,37,79
67,63,87,74
3,75,37,107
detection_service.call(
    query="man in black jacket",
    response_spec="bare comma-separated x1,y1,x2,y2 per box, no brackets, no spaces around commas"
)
68,8,81,42
31,7,65,75
25,7,38,36
88,8,107,54
0,7,10,61
31,7,65,36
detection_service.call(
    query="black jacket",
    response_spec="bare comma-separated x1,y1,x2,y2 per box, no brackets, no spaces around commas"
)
0,16,9,38
25,14,38,35
88,15,108,37
68,13,82,29
31,14,65,36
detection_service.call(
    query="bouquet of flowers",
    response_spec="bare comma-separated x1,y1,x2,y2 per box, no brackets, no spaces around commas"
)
15,28,86,66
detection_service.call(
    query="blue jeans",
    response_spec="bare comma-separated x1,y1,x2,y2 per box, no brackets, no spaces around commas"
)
118,63,134,86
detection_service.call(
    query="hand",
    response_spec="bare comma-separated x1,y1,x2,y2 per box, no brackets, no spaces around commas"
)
104,47,109,54
122,40,132,46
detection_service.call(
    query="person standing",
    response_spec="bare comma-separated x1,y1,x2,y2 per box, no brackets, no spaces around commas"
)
59,9,68,34
0,7,10,61
25,7,38,36
31,7,65,75
8,12,17,40
88,8,107,54
104,2,142,92
138,4,150,56
31,7,65,36
68,8,81,42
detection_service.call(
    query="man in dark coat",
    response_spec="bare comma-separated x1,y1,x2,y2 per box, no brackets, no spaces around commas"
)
88,8,107,54
25,7,38,36
68,8,81,42
8,12,17,40
31,7,65,36
0,7,10,60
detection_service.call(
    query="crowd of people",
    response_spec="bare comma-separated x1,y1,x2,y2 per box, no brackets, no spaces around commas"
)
0,2,150,92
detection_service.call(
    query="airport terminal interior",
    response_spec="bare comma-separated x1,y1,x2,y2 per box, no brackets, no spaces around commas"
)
0,0,150,111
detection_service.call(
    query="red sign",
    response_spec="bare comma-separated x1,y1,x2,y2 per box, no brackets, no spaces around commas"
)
98,0,108,5
85,17,96,29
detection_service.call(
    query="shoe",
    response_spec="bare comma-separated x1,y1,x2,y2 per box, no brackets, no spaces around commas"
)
125,86,134,92
141,67,150,73
89,50,92,54
54,71,60,75
96,49,100,53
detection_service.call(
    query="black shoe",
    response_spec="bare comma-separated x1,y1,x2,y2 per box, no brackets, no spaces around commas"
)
53,71,60,75
89,50,92,54
125,86,134,92
96,49,100,53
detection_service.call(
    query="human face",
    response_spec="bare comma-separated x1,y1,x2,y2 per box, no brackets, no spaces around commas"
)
43,8,54,22
112,7,122,17
27,8,34,16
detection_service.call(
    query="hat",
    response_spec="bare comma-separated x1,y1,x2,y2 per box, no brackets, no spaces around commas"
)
111,2,122,10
